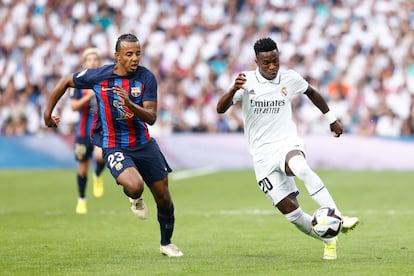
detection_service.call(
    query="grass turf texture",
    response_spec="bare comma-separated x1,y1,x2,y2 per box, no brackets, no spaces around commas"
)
0,169,413,275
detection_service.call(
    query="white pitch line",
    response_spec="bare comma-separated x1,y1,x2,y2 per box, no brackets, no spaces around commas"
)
181,209,414,216
184,209,276,216
40,209,413,217
170,166,220,181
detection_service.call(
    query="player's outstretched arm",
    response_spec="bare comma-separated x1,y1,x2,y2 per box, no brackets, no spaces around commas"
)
217,73,246,114
44,74,76,128
304,85,329,114
304,85,343,137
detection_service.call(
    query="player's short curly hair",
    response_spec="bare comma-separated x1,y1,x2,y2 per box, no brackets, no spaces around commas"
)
115,33,139,51
254,37,278,55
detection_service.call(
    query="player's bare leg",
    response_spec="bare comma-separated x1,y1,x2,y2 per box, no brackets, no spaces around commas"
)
118,167,148,219
149,177,183,257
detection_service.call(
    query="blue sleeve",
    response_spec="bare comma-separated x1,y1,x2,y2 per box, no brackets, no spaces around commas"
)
142,71,157,102
73,68,96,89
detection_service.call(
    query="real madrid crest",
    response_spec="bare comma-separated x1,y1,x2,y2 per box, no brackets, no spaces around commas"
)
131,86,141,97
281,86,287,96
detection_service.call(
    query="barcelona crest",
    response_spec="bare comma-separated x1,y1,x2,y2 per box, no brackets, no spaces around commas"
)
131,86,141,97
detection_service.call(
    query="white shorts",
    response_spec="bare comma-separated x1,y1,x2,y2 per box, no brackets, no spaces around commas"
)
252,136,305,205
257,172,298,206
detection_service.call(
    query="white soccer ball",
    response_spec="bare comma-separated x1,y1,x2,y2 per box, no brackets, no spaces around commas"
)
311,207,343,238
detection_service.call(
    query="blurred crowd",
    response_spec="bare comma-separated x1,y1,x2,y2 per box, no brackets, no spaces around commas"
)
1,0,414,138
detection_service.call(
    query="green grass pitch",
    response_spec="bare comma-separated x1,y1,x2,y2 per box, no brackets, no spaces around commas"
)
0,169,413,275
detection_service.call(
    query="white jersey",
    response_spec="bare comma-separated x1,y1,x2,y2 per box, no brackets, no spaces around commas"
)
232,68,308,178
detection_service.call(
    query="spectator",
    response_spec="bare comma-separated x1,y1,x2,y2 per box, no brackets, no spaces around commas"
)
0,0,413,138
375,109,403,138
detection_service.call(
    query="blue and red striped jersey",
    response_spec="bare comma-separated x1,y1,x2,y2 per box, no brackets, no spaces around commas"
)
73,64,157,149
70,88,97,138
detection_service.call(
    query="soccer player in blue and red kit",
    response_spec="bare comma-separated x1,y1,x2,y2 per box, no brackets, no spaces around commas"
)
44,34,183,257
71,48,106,215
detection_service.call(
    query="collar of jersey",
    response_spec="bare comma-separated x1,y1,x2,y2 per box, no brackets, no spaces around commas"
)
255,67,281,84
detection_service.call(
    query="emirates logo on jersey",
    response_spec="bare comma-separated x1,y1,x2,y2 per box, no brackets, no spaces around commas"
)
281,87,288,96
131,86,141,97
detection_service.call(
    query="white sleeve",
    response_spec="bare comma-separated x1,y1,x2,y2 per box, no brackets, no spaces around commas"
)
232,89,244,104
286,69,308,95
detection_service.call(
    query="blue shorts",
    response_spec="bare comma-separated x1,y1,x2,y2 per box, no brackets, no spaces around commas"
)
90,119,102,147
74,136,93,162
102,138,172,186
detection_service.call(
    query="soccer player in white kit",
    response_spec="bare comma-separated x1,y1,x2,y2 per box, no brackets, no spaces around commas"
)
216,37,358,260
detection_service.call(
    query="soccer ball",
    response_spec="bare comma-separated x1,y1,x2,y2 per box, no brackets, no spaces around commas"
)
311,207,343,238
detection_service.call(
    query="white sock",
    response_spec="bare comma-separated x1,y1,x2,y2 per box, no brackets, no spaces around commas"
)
288,155,338,210
312,189,340,215
284,207,321,240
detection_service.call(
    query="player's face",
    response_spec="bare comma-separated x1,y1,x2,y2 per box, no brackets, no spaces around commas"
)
256,50,280,80
83,53,101,69
115,41,141,74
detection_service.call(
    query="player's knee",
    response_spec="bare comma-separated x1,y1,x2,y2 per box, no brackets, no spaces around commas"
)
288,155,312,179
123,184,144,199
119,175,145,198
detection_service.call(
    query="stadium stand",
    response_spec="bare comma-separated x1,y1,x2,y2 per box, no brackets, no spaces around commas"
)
0,0,413,139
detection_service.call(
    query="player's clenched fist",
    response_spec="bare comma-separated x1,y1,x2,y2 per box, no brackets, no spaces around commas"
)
232,73,246,90
44,114,61,128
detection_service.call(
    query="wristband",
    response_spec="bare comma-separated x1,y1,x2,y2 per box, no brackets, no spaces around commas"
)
324,111,337,124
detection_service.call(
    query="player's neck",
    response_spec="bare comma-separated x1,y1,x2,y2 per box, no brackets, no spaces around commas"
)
113,64,129,76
